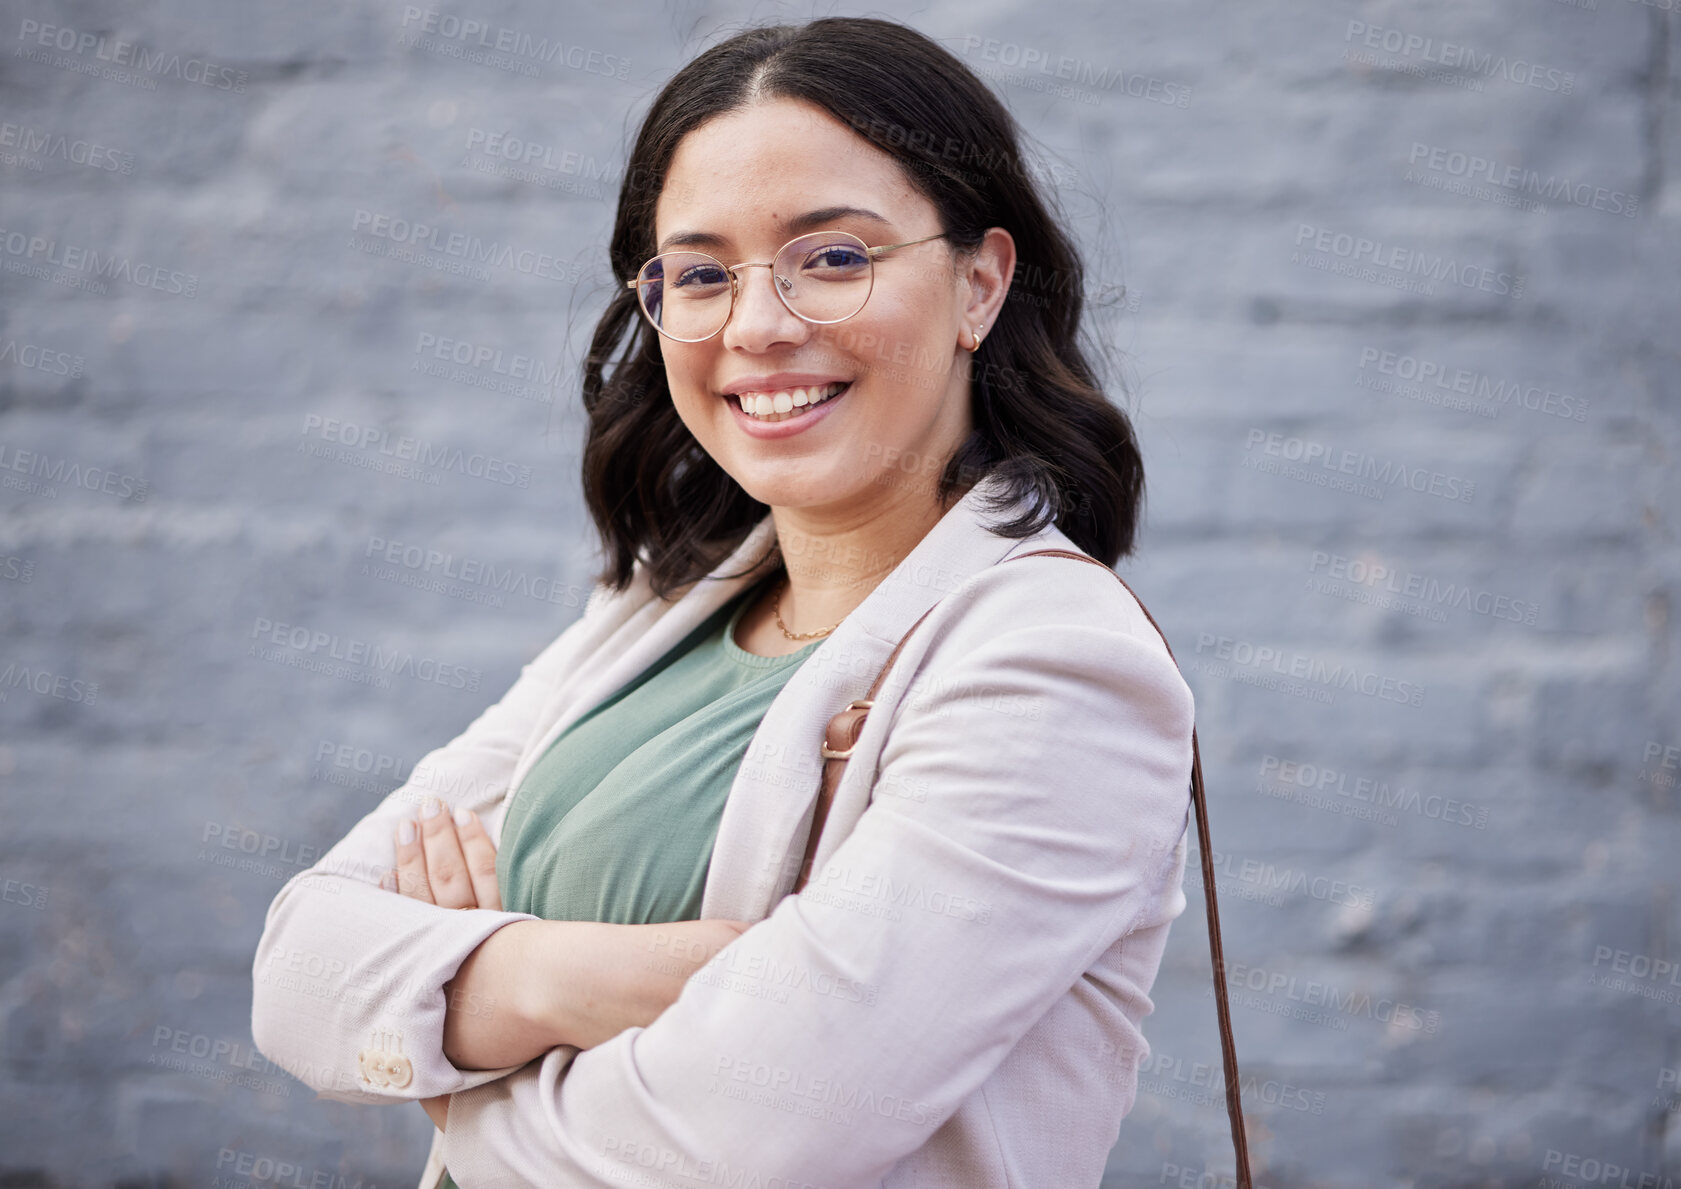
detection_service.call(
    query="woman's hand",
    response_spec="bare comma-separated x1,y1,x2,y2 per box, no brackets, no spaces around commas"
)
381,796,500,910
419,1095,448,1130
374,795,752,1127
379,795,499,1130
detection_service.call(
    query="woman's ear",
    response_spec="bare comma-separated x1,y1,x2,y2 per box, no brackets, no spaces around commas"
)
961,227,1017,340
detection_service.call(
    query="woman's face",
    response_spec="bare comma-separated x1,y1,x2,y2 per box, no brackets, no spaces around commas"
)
652,97,1006,519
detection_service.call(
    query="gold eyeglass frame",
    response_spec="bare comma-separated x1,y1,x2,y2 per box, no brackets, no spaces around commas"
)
625,229,950,343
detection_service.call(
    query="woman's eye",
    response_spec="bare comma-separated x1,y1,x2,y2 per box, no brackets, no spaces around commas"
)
675,265,729,288
803,245,869,272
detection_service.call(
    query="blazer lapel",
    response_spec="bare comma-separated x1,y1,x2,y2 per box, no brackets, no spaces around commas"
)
504,513,782,798
701,472,1043,921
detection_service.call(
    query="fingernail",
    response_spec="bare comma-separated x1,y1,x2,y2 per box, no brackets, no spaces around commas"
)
454,806,473,827
399,819,416,845
421,798,441,820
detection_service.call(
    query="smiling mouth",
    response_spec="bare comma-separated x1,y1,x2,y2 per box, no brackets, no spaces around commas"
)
727,381,852,422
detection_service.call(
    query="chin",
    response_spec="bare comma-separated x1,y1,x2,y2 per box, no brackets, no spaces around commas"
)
732,474,836,510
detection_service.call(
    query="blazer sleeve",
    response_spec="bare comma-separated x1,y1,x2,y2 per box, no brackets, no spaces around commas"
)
249,589,610,1105
436,602,1197,1186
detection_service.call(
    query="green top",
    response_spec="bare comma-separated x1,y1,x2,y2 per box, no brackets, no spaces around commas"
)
437,569,820,1188
496,565,822,922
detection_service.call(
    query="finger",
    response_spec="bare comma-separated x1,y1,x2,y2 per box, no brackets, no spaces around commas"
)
418,796,476,909
421,1093,448,1130
451,806,502,911
392,815,434,904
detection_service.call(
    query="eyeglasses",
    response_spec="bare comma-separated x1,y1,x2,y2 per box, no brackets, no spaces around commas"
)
625,229,949,343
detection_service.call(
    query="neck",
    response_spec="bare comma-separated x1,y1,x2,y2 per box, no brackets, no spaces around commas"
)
765,478,968,634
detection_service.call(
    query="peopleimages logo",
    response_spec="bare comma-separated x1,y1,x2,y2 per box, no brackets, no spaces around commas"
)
0,120,135,174
1407,142,1637,217
1244,428,1476,504
213,1147,376,1189
1258,754,1491,830
0,442,148,501
1592,946,1681,988
15,19,249,91
350,208,583,284
0,337,85,377
1293,223,1523,298
0,225,198,297
1185,849,1377,910
1134,1050,1327,1115
462,128,619,182
411,331,565,404
1541,1149,1675,1189
0,661,97,705
953,35,1192,107
1195,632,1426,707
398,6,630,79
362,535,583,608
1307,550,1540,625
1343,20,1576,94
1224,960,1441,1035
1356,346,1589,422
249,616,482,692
300,414,532,488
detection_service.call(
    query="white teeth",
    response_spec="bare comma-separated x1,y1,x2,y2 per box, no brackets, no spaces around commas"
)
733,381,849,421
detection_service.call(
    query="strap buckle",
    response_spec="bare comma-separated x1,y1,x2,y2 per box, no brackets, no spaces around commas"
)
819,699,874,759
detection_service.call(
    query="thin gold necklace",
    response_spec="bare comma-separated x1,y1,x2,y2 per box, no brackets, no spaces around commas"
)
771,571,842,641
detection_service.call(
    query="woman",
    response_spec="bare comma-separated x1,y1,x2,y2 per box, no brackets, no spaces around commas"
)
251,16,1197,1189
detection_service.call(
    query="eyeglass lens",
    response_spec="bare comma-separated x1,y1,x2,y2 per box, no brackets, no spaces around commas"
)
636,232,875,341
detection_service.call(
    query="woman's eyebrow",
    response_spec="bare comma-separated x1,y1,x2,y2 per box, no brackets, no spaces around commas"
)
656,206,892,253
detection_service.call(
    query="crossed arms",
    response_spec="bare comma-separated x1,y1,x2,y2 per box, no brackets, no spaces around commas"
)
251,576,1195,1187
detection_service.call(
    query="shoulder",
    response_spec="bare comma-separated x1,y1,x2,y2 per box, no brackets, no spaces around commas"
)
950,536,1180,660
877,534,1198,866
906,535,1195,731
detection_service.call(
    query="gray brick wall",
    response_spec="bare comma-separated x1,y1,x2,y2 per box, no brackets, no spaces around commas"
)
1,1,1675,1186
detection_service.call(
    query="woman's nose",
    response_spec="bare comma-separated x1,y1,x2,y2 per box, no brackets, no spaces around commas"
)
721,264,810,352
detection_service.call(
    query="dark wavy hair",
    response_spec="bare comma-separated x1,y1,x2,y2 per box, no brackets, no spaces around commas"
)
582,16,1145,600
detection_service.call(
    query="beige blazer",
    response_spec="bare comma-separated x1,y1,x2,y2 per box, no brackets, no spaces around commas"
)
250,469,1196,1188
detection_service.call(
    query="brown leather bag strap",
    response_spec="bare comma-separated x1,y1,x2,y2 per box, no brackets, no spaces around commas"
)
791,547,1251,1188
